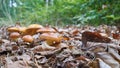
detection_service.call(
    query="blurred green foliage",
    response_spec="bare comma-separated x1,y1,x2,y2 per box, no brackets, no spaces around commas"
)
0,0,120,26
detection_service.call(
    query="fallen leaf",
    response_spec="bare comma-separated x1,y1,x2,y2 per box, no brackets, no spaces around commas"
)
82,31,111,47
96,52,120,68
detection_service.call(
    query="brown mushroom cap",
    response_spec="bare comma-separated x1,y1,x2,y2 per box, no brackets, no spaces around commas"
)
18,27,27,35
39,33,61,46
28,24,43,29
24,24,43,35
10,32,20,40
19,27,27,33
8,27,19,32
22,35,33,43
37,27,56,33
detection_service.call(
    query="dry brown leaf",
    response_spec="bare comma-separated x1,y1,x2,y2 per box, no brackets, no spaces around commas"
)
89,59,99,68
108,47,120,63
75,56,86,61
5,54,32,68
32,42,56,53
112,33,120,39
82,31,111,47
96,52,120,68
70,29,79,36
97,58,111,68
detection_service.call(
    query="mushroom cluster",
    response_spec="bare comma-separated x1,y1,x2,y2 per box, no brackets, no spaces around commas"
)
7,24,64,47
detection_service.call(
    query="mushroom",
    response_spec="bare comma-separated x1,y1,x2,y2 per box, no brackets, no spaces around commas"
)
39,33,61,46
9,32,20,40
18,27,27,35
37,27,56,33
22,35,33,43
24,24,43,35
7,27,19,33
28,24,43,28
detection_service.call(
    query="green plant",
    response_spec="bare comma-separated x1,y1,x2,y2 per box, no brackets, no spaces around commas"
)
0,0,120,26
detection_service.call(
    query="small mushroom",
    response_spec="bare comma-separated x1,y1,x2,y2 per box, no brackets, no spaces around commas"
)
18,27,27,35
24,24,43,35
22,35,34,43
39,33,61,46
9,32,20,40
37,27,56,33
7,27,19,33
28,24,43,28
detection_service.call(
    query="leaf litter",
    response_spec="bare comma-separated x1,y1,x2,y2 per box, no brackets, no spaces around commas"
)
0,24,120,68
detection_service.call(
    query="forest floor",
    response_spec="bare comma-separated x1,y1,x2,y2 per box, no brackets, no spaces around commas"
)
0,24,120,68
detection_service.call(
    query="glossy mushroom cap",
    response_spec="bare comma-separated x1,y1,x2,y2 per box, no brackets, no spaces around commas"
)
28,24,43,29
39,33,61,46
18,27,27,35
10,32,20,40
8,27,19,32
19,27,27,33
22,35,34,43
24,24,43,35
37,27,56,33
